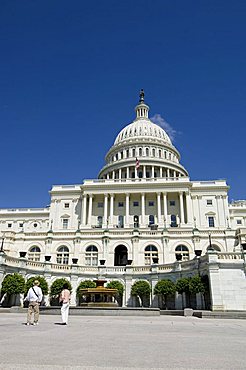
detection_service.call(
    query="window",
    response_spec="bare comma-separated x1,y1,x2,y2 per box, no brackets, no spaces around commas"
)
207,200,213,206
237,219,242,225
144,245,158,265
97,202,103,208
62,219,69,229
146,171,150,178
133,201,139,207
170,215,177,227
64,203,70,208
85,245,98,266
8,223,12,228
118,215,124,228
170,200,175,206
175,245,189,261
57,246,69,265
33,223,38,228
146,148,149,156
149,201,154,207
118,202,124,207
208,216,215,227
134,215,139,228
149,215,155,225
28,246,41,262
152,148,155,157
97,216,103,227
19,223,23,228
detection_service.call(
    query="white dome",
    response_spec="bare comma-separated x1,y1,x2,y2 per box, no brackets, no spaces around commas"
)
114,118,172,146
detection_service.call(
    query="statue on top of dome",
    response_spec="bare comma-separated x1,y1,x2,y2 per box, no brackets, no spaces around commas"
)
139,89,145,103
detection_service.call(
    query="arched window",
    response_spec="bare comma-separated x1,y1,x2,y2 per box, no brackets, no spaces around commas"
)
132,148,136,157
146,148,149,156
139,148,142,157
28,246,41,261
145,245,158,265
152,148,155,157
85,245,98,266
57,246,69,265
175,245,189,261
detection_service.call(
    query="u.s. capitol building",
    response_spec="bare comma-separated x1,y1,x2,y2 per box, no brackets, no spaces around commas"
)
0,91,246,310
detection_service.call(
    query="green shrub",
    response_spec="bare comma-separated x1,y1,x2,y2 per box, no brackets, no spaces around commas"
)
1,273,25,295
154,279,176,309
76,280,96,296
175,277,191,294
25,276,48,295
189,275,206,294
106,280,124,297
50,278,72,297
131,280,151,307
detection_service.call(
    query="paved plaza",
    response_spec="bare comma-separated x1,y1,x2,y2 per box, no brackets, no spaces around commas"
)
0,313,245,369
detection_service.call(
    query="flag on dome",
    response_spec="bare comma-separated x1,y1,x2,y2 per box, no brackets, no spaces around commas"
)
136,158,140,170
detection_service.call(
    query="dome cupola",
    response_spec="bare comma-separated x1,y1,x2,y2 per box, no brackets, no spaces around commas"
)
98,91,188,180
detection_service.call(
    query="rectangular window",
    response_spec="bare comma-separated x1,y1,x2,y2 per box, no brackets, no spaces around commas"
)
8,223,12,228
170,200,175,206
118,202,124,207
64,203,70,208
237,219,242,225
208,216,215,227
207,200,213,205
19,223,23,228
97,202,103,208
133,201,139,207
149,201,154,207
62,219,69,229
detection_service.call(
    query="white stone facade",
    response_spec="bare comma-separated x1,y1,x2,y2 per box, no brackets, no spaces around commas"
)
0,91,246,310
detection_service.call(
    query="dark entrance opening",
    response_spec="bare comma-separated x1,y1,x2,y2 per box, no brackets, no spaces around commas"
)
114,245,128,266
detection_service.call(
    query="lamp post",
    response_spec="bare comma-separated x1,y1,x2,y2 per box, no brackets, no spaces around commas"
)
0,234,5,253
207,232,214,251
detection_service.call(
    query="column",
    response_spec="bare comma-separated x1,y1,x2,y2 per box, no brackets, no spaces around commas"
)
163,192,168,226
135,166,138,178
216,196,221,227
125,193,130,227
167,168,170,178
119,168,122,180
157,192,162,225
160,167,163,178
82,195,87,226
141,193,145,226
179,192,185,225
103,194,108,228
151,166,155,178
109,194,114,227
88,194,93,227
143,165,146,178
112,170,115,179
185,191,193,225
126,167,130,179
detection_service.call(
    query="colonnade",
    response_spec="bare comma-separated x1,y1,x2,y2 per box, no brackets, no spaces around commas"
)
81,191,193,228
103,165,184,180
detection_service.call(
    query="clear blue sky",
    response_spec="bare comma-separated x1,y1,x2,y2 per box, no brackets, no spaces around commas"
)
0,0,245,207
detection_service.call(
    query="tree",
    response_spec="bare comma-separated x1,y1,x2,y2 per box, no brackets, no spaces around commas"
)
131,280,151,307
154,279,176,309
50,278,72,297
106,280,124,306
189,275,206,294
1,273,25,295
175,277,191,308
25,276,48,296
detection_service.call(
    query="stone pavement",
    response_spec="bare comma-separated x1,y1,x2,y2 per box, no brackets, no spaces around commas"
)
0,313,245,369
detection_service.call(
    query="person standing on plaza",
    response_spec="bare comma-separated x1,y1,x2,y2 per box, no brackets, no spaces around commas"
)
26,280,43,326
59,282,71,325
